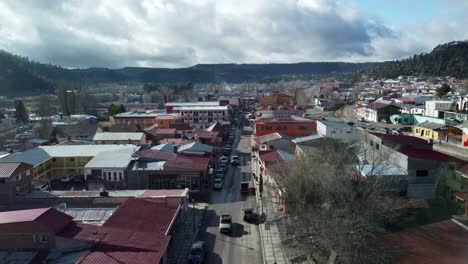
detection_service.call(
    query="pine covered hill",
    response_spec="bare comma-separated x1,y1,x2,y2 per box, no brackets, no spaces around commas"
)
0,50,55,97
371,41,468,79
0,49,377,97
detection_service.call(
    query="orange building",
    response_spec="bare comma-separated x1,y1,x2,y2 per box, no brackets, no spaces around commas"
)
253,116,316,137
258,93,293,106
156,115,176,129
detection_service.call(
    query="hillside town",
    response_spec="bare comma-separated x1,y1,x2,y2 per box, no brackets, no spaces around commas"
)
0,75,467,263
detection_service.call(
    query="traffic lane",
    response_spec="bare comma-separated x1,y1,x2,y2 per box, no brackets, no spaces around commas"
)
200,123,261,264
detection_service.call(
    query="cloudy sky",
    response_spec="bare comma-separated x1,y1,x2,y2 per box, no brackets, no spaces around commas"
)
0,0,467,68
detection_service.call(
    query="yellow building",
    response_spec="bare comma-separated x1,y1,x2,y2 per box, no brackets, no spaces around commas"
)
413,122,448,141
0,145,136,184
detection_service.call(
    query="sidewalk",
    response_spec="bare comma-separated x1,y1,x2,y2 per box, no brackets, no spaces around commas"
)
255,178,288,264
167,203,207,264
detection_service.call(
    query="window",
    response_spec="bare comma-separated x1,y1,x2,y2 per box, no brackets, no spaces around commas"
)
266,126,272,131
376,143,380,150
298,126,309,131
52,158,56,162
119,172,123,181
0,179,5,184
26,170,30,176
194,118,199,123
370,140,374,147
69,158,75,162
39,234,49,243
425,130,430,136
416,170,428,177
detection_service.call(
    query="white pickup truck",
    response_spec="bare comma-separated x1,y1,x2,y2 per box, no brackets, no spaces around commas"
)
219,213,232,234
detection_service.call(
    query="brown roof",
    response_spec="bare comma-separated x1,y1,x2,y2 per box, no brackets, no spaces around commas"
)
0,162,32,178
384,219,468,264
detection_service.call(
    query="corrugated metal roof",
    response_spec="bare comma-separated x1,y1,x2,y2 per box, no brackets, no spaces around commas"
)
0,162,30,178
40,144,136,158
93,132,144,141
85,147,139,169
177,142,213,154
0,148,51,167
0,208,72,233
61,198,180,264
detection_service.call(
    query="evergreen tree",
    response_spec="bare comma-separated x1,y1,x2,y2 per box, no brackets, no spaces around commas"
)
14,100,28,123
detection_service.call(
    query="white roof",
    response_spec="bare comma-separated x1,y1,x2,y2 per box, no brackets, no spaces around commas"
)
292,134,323,144
85,147,139,169
39,144,136,158
93,132,144,141
359,164,407,177
173,106,228,111
165,101,220,107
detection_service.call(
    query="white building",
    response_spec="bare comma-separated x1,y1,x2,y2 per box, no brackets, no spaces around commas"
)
172,105,230,129
425,101,456,118
316,120,356,141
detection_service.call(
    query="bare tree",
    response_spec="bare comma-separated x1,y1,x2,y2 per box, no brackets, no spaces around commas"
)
35,95,53,139
158,86,173,103
270,140,401,263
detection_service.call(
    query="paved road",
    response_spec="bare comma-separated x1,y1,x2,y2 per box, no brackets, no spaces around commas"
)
198,118,262,264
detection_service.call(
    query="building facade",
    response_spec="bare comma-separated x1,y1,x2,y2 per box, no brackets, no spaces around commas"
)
253,116,317,137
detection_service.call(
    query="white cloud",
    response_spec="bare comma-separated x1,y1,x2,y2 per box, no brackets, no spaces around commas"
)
0,0,465,68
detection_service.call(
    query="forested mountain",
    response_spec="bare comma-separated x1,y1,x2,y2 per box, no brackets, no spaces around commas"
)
371,41,468,78
0,49,377,97
0,50,55,96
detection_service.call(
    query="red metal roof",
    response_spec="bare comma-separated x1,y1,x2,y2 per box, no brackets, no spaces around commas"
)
384,219,468,264
0,162,32,178
170,123,192,130
134,149,210,171
366,102,393,110
0,208,72,233
259,150,283,165
255,115,314,124
371,133,430,145
62,198,180,264
155,128,176,135
398,146,464,162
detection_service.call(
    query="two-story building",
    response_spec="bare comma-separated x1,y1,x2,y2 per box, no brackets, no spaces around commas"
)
425,100,457,118
253,116,317,137
0,162,34,207
258,93,293,106
112,111,159,127
364,133,465,199
316,119,356,141
363,102,403,122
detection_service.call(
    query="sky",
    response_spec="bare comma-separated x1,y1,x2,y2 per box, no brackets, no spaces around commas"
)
0,0,467,68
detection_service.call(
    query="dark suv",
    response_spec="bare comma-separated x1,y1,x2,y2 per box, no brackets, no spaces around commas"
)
188,241,207,264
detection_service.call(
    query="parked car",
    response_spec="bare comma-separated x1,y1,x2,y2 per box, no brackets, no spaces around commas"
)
383,127,390,134
346,121,355,126
219,213,232,234
231,155,240,166
391,129,401,135
71,175,84,183
360,117,367,122
219,163,227,173
188,241,207,264
219,156,228,164
35,183,49,191
60,175,75,183
381,119,387,123
213,178,223,190
222,146,231,156
216,169,224,179
243,208,256,222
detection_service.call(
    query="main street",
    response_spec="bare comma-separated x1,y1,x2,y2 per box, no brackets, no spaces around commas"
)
198,117,263,264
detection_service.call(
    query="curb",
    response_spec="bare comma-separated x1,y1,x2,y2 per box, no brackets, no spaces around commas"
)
252,160,268,264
